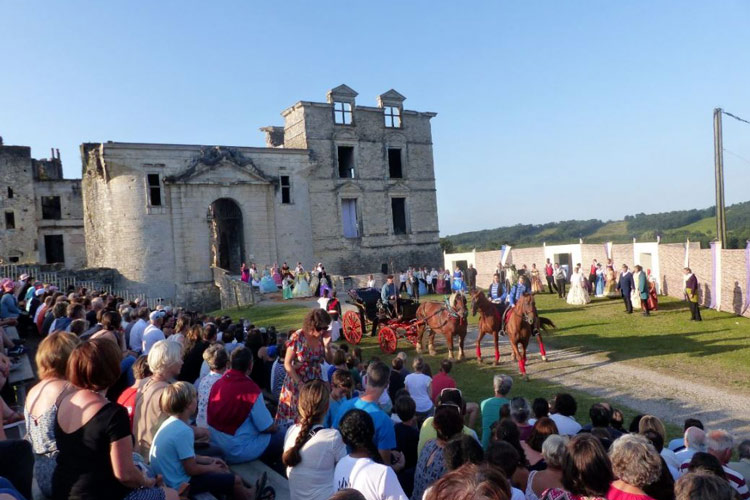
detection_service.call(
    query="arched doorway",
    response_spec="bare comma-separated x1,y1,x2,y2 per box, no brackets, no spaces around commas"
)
208,198,245,272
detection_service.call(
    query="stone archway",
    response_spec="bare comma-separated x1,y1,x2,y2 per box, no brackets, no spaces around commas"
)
208,198,245,272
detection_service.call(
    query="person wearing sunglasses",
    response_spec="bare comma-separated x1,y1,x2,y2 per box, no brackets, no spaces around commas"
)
417,388,479,457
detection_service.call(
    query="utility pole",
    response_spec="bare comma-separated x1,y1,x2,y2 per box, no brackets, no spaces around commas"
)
713,108,727,247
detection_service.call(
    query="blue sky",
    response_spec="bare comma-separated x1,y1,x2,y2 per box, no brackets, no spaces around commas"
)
1,1,749,235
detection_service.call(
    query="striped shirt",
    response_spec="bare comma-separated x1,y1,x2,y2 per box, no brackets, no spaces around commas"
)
679,462,750,499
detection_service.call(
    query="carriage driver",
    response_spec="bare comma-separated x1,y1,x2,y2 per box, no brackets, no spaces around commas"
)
380,275,399,315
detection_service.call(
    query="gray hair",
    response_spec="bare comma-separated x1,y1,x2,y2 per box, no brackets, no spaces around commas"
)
609,434,662,488
706,430,733,452
147,340,183,376
120,306,132,322
738,439,750,460
685,426,706,452
675,471,734,500
541,434,568,468
510,397,530,423
493,374,513,396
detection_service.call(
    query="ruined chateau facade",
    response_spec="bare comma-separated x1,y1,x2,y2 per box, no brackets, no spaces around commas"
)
80,85,442,306
0,141,85,268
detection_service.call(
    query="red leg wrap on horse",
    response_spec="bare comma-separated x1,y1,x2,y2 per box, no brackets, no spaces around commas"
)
494,347,500,363
476,345,482,358
538,341,547,357
519,357,526,375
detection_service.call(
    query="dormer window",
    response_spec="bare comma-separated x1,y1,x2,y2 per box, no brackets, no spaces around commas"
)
333,102,353,125
384,106,402,128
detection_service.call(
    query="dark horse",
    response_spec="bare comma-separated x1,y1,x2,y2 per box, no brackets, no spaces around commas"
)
415,292,468,360
471,290,553,368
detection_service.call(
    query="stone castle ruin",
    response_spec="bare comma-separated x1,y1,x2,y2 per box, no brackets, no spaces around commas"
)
1,85,442,308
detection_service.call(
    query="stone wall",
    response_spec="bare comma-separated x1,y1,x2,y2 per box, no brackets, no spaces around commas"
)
722,249,748,315
0,146,37,263
212,267,254,311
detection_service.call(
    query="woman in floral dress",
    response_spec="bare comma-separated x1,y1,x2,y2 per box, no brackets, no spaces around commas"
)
276,309,334,423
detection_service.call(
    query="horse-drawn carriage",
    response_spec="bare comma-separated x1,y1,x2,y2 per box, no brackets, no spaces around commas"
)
342,288,421,353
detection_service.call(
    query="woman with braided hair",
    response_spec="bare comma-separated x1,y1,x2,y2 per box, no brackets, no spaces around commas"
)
334,409,408,500
282,380,346,500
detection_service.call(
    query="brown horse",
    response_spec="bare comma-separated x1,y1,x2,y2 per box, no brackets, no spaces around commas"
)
415,292,468,360
502,293,536,377
470,289,504,365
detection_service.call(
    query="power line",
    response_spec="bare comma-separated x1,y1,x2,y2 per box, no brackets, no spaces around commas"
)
722,110,750,126
723,148,750,166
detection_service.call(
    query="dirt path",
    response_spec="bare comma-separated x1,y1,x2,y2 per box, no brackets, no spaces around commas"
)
467,325,750,435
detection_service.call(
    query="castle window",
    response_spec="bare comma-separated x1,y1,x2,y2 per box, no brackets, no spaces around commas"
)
388,148,403,178
280,175,291,204
341,199,359,238
333,102,353,125
6,187,12,199
4,211,15,229
384,106,401,128
147,174,162,206
337,146,355,178
391,197,407,235
41,196,62,220
44,235,65,264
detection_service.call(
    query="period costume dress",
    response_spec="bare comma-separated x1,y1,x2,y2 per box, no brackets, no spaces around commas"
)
451,270,465,292
530,268,544,293
566,269,591,305
282,276,294,300
276,329,325,422
436,271,447,294
292,273,313,298
260,270,278,293
240,265,250,283
604,266,618,298
272,266,283,286
630,270,643,308
647,272,658,311
595,267,605,297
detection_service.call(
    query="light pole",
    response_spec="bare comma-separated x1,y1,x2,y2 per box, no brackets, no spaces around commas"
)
713,108,727,247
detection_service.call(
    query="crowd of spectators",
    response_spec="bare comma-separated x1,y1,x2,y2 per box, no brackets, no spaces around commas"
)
1,275,750,500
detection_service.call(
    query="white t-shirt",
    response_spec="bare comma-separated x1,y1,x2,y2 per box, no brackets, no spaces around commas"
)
284,425,347,500
511,487,524,500
404,373,433,413
333,455,408,500
317,297,330,310
142,325,165,354
549,413,582,436
367,279,376,288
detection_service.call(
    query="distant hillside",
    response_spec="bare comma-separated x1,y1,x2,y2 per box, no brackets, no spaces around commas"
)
442,201,750,252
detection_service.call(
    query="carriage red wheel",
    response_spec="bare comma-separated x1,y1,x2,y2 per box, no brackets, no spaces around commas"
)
378,326,398,354
342,310,362,344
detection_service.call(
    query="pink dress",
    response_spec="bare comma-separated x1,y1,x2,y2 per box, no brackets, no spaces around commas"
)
272,268,283,286
606,485,656,500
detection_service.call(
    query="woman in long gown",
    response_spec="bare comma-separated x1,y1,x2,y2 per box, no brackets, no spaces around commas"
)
595,264,605,297
260,269,278,293
240,263,250,283
646,270,658,311
452,267,465,292
530,264,544,293
630,268,643,309
292,272,312,298
272,265,283,287
604,266,618,298
282,275,294,300
566,266,591,305
436,269,447,294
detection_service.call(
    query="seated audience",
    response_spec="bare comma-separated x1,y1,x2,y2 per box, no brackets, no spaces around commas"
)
729,439,750,485
443,434,484,471
431,359,456,403
283,380,345,500
639,430,676,500
179,323,216,383
510,397,533,441
53,338,178,500
326,369,355,428
608,433,662,500
149,381,252,499
686,452,727,478
417,388,478,456
667,418,703,452
207,347,282,467
333,409,408,500
529,398,549,426
675,426,706,465
24,332,80,499
540,433,613,500
404,357,433,425
481,374,513,448
388,357,406,403
411,405,465,500
485,440,527,500
639,415,680,472
393,395,419,497
702,430,750,499
116,355,151,430
549,394,581,436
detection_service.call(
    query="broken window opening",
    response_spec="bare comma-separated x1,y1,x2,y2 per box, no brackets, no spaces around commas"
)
147,174,162,206
337,146,355,179
341,199,359,238
44,234,65,264
388,148,403,178
280,176,291,204
6,187,13,199
4,211,15,229
333,101,353,125
391,198,407,235
41,196,62,220
384,106,401,128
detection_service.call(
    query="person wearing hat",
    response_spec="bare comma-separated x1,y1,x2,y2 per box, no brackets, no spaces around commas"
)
15,273,31,302
142,310,166,355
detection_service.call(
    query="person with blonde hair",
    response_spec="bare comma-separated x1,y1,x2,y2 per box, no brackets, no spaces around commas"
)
608,434,662,500
283,380,346,500
23,331,81,498
425,463,509,500
149,381,254,499
196,344,228,428
638,415,680,472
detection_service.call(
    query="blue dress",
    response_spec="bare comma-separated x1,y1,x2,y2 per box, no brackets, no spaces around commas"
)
595,271,605,296
452,271,465,292
259,272,278,293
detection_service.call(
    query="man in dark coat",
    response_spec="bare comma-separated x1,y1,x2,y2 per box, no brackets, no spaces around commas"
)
683,267,702,321
465,264,478,290
616,264,635,314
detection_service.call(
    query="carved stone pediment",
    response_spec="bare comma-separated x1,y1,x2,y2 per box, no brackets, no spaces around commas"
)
165,146,274,185
335,180,363,194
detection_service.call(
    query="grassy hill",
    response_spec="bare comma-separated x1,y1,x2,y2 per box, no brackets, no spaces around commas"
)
442,201,750,252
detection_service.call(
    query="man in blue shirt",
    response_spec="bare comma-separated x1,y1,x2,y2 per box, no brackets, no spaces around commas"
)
332,361,398,465
380,275,399,316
